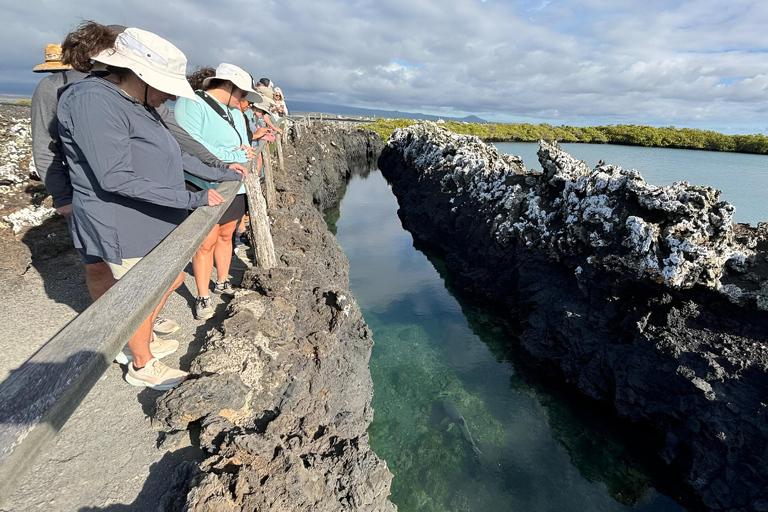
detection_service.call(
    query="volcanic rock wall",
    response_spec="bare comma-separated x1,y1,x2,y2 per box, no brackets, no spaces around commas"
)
379,122,768,511
153,124,395,511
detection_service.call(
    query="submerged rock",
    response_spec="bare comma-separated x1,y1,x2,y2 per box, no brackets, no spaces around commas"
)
380,122,768,511
154,124,395,511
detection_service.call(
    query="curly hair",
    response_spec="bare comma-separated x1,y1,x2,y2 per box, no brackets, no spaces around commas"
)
61,21,120,73
187,66,217,91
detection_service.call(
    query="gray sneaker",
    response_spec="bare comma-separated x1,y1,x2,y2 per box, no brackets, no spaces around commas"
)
195,296,214,320
213,280,236,296
153,316,180,336
125,358,187,390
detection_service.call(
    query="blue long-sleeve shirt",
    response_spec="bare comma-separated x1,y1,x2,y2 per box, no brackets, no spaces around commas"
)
57,76,239,263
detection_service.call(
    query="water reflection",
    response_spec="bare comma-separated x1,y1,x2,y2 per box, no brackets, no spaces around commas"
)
329,170,687,512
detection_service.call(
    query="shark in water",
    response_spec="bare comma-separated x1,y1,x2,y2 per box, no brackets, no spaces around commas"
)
434,398,482,456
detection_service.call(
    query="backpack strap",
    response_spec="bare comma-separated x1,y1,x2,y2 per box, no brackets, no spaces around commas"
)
195,90,242,146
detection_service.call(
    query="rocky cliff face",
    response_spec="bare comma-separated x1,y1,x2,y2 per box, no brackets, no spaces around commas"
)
153,124,395,511
379,122,768,511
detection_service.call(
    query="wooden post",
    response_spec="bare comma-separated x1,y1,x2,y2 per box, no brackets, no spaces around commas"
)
263,145,277,209
275,133,285,174
244,158,277,268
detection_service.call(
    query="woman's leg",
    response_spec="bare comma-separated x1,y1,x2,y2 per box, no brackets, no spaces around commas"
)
213,218,239,283
128,271,185,367
192,225,220,297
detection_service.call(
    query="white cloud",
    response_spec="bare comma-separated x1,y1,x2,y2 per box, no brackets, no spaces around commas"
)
4,0,768,132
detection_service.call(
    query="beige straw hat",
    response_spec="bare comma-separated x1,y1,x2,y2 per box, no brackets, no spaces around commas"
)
33,44,72,73
90,28,196,101
203,63,262,103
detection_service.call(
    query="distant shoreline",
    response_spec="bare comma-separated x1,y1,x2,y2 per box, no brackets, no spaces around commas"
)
364,118,768,156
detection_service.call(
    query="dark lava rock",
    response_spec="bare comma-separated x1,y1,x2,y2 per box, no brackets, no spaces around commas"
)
154,124,394,511
379,122,768,511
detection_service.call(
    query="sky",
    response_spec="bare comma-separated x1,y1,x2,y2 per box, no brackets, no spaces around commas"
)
3,0,768,134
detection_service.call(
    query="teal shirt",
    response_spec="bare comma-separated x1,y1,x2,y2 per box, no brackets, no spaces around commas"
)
175,92,249,193
174,93,249,164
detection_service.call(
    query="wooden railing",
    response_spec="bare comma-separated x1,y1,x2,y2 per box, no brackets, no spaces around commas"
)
0,135,287,504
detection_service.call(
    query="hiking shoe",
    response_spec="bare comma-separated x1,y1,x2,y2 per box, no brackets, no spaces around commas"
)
149,335,179,359
125,358,188,390
195,296,214,319
153,316,180,336
213,280,236,297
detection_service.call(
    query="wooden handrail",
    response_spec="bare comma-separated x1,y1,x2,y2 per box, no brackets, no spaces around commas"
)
0,143,276,504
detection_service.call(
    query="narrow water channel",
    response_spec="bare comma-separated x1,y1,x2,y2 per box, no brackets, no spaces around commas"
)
328,170,687,512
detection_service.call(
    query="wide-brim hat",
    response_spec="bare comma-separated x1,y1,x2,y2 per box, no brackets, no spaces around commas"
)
33,44,72,73
91,28,196,101
202,63,262,103
250,93,275,113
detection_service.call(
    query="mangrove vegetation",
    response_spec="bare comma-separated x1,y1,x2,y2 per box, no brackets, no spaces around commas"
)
363,118,768,155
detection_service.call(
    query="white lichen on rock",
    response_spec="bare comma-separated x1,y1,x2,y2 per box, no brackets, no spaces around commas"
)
3,204,56,233
387,122,754,294
0,116,33,186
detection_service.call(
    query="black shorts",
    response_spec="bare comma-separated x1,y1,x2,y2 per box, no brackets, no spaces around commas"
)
218,194,247,225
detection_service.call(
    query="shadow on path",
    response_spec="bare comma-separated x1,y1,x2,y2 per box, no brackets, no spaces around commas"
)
77,446,206,512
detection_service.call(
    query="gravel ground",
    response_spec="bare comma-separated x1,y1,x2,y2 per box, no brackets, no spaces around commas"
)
0,226,253,511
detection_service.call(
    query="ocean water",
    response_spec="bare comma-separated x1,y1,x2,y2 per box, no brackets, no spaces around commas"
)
331,168,689,512
494,142,768,226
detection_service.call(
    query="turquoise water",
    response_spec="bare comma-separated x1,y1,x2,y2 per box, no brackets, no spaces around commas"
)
332,170,686,512
494,142,768,226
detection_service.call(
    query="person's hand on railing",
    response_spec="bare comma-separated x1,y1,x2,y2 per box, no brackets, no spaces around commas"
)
238,145,258,160
206,189,226,206
229,163,249,180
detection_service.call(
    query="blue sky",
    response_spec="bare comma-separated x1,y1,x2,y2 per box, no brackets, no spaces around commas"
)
3,0,768,134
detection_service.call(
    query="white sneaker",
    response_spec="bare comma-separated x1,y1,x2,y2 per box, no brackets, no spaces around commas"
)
115,334,179,363
125,358,187,390
153,316,180,336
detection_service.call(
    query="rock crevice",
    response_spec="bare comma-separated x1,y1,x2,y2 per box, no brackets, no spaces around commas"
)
154,124,395,511
379,122,768,511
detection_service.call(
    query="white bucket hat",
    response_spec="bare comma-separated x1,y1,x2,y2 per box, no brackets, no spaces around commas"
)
202,63,262,103
91,28,196,101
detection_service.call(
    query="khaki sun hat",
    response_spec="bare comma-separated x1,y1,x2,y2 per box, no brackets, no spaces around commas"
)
33,44,72,73
203,63,262,103
250,93,275,113
90,28,196,101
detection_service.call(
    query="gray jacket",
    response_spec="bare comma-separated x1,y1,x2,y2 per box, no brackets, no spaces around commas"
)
31,69,86,207
31,71,230,208
57,76,240,263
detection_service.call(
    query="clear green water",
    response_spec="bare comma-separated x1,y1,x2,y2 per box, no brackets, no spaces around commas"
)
331,171,686,512
495,142,768,226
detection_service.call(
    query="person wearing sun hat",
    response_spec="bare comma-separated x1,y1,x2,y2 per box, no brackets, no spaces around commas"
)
57,27,234,390
174,62,264,320
32,44,72,73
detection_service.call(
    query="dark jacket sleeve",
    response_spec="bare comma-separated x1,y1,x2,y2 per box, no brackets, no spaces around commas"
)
31,75,72,207
66,92,209,210
157,104,228,169
180,152,242,182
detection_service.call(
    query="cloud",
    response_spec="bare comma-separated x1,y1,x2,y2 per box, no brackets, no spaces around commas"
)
4,0,768,132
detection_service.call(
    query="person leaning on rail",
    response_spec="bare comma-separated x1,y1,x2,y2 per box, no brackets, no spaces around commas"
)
57,28,243,390
31,22,248,340
174,63,262,320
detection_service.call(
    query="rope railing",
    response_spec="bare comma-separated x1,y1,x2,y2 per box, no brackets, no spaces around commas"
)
0,132,288,504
